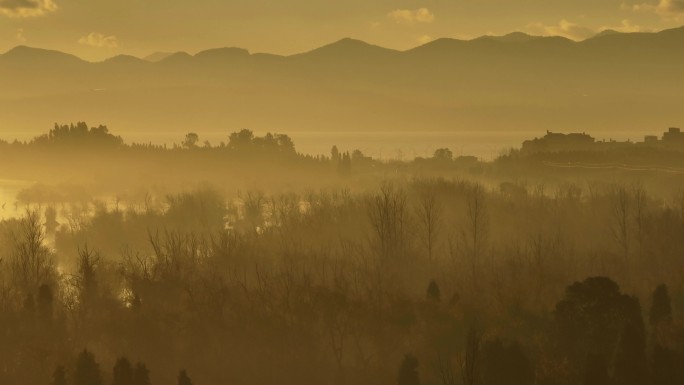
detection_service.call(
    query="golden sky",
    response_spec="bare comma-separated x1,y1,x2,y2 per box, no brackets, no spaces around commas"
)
1,0,683,60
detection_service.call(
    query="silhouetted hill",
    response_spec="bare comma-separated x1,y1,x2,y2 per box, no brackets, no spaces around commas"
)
0,46,86,68
476,32,541,43
194,47,250,61
158,51,194,66
1,26,683,136
294,38,398,61
101,55,148,66
144,52,175,62
593,29,621,38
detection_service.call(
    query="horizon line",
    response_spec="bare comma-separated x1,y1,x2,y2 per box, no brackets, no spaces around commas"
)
2,24,681,64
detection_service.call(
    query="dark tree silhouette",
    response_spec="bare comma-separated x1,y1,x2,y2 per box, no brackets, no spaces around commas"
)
11,209,55,293
52,365,67,385
611,310,647,385
398,354,420,385
45,206,58,235
480,339,533,385
460,328,482,385
32,122,123,147
426,279,441,303
36,283,53,323
178,370,193,385
183,133,199,149
112,357,133,385
651,345,679,385
76,244,101,314
649,284,672,327
133,362,151,385
331,145,340,163
228,129,255,149
554,277,647,383
433,148,453,161
338,151,351,176
555,278,629,356
582,353,609,385
73,350,102,385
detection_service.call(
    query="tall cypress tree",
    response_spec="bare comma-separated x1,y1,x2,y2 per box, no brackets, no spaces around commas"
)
112,357,133,385
73,350,102,385
611,319,647,385
52,365,67,385
398,354,420,385
650,284,672,327
178,370,193,385
133,362,151,385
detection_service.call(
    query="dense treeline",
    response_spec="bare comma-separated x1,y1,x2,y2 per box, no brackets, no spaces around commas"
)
2,177,684,384
1,122,325,161
0,123,490,211
6,122,684,216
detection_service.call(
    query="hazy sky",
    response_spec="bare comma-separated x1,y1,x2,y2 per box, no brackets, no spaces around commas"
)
1,0,683,60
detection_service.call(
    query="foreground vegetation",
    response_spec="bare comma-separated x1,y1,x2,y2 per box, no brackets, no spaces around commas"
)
1,173,684,384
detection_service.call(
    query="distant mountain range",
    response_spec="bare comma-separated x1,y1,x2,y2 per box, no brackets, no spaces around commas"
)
1,27,683,139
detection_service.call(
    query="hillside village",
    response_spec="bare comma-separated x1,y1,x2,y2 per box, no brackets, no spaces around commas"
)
522,127,684,154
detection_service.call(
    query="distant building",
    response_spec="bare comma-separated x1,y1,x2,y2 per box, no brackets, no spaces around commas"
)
663,127,684,143
521,127,684,155
522,131,596,153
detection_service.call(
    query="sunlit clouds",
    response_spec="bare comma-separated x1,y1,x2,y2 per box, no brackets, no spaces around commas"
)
78,32,119,49
526,19,647,40
0,0,57,18
624,0,684,21
388,8,435,25
0,0,681,61
16,27,26,42
416,35,434,45
526,19,596,40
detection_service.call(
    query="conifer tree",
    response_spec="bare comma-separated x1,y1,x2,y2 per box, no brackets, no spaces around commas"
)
73,350,102,385
178,370,193,385
398,354,420,385
112,357,133,385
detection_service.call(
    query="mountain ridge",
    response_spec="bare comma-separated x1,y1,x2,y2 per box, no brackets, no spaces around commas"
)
0,25,683,138
4,25,682,64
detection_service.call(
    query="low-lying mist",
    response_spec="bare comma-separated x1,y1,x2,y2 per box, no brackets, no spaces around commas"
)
1,122,684,385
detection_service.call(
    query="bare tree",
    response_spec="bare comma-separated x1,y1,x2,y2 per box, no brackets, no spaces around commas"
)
462,183,488,279
677,190,684,257
632,183,647,260
242,191,266,232
437,351,458,385
76,244,101,305
11,210,55,293
367,182,411,260
610,185,630,259
457,327,482,385
415,182,443,262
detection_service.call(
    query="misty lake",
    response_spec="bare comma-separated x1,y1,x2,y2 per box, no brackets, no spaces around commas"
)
0,178,30,219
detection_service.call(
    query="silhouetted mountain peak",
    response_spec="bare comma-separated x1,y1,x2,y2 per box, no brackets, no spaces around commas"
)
331,37,370,47
656,24,684,37
407,38,466,54
594,29,621,38
194,47,250,61
498,32,539,42
144,52,175,62
158,51,193,65
1,45,85,66
102,54,147,65
297,38,398,59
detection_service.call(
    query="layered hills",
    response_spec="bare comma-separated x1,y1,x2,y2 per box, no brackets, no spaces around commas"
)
1,27,683,138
